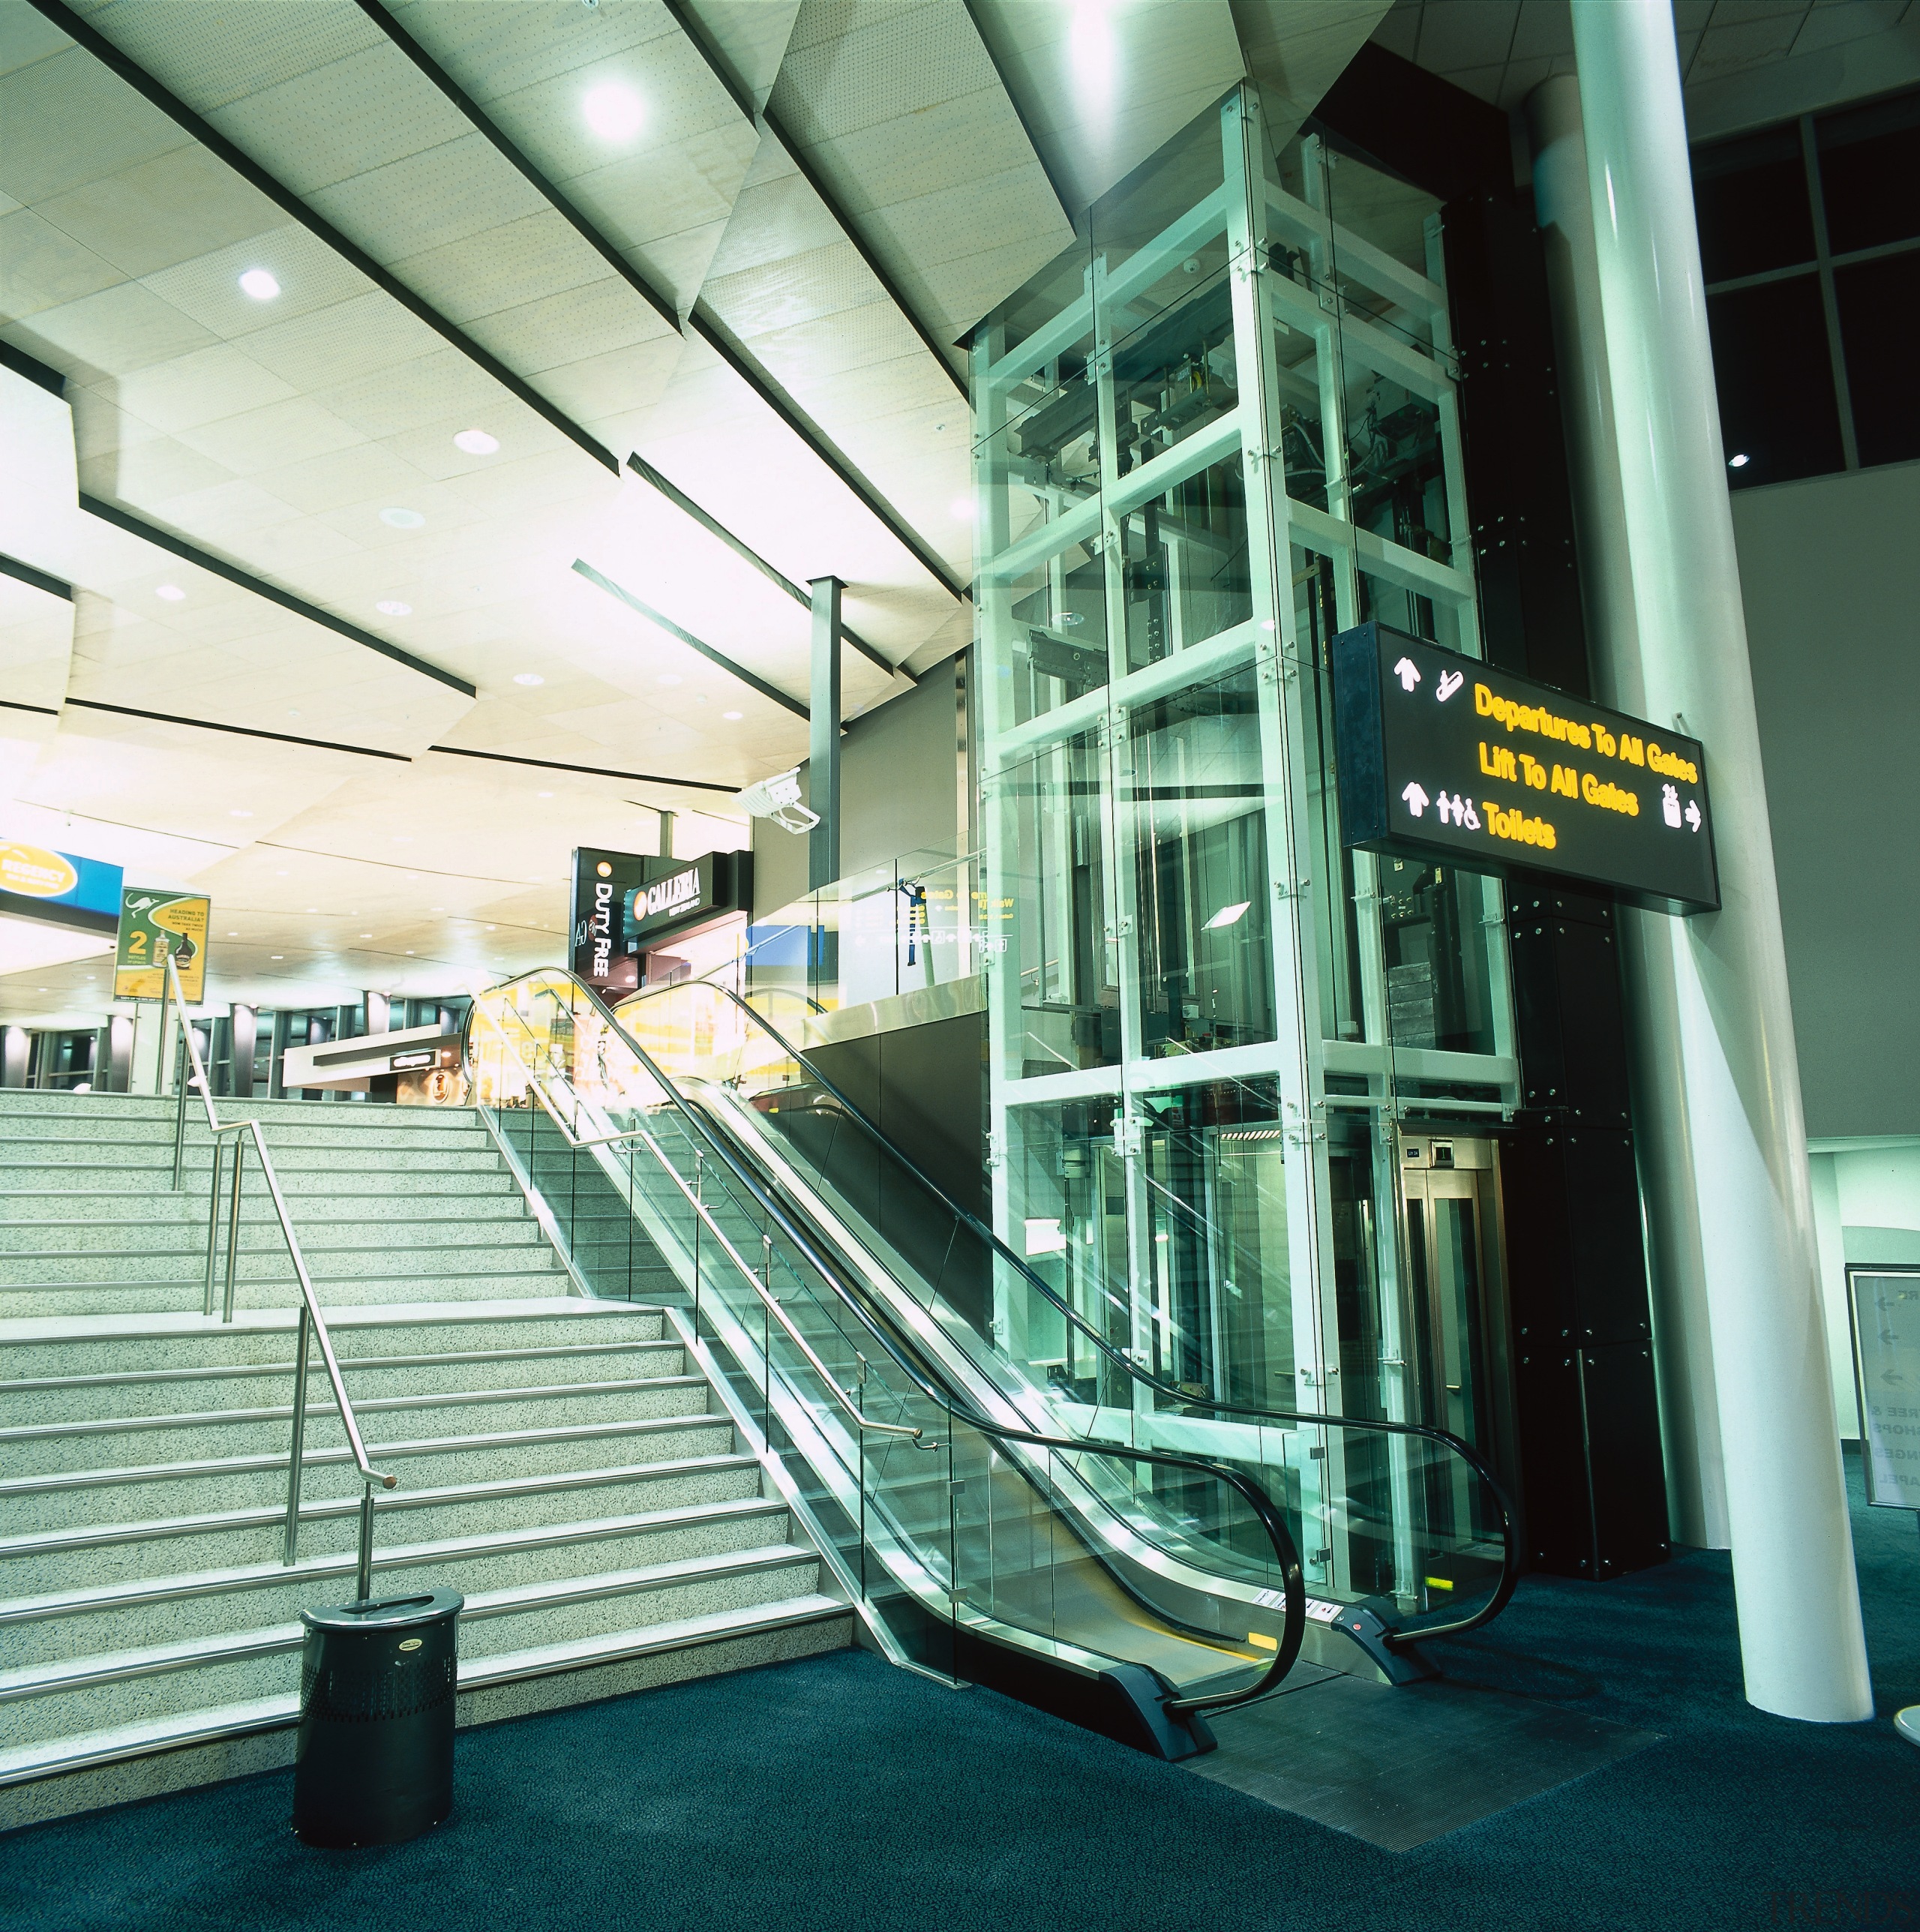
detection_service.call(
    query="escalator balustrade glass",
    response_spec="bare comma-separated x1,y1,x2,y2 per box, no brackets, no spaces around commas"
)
612,975,1516,1642
466,970,1307,1739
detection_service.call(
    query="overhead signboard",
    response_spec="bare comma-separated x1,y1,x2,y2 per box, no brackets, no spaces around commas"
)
1331,622,1720,914
570,847,652,998
113,890,210,1000
0,838,123,932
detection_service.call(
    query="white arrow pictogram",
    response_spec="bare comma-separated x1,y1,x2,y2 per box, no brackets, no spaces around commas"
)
1436,669,1464,702
1684,799,1702,832
1402,781,1430,818
1393,656,1421,692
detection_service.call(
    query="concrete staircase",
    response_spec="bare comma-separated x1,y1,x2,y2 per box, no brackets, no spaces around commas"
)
0,1092,850,1825
0,1092,570,1318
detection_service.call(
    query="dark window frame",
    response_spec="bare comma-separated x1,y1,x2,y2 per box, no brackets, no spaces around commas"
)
1694,86,1920,485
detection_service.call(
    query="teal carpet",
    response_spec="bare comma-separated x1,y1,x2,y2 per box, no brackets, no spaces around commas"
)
2,1462,1913,1932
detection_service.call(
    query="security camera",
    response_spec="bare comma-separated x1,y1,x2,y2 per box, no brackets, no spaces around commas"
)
736,767,818,836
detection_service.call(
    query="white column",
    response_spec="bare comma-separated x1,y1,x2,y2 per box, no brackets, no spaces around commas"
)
1569,0,1871,1722
1524,74,1730,1552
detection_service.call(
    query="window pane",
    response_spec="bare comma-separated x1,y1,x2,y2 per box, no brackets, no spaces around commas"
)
1835,251,1920,468
1816,88,1920,255
1706,273,1844,488
1692,124,1815,282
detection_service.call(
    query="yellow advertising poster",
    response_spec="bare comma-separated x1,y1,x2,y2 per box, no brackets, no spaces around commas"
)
115,890,210,1001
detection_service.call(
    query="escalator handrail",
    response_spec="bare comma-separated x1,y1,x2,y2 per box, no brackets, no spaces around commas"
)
465,974,1307,1719
620,974,1520,1645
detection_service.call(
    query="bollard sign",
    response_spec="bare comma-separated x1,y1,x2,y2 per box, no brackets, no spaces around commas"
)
1331,622,1720,914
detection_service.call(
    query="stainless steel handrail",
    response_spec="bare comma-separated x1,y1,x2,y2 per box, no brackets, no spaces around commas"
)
624,974,1522,1647
472,1006,920,1444
163,954,397,1600
467,979,1310,1725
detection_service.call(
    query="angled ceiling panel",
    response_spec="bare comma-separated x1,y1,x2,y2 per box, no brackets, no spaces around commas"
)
967,0,1249,218
766,0,1074,347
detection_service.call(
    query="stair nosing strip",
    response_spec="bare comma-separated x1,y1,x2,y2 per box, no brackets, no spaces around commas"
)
0,1412,734,1496
2,1340,679,1395
0,1453,764,1557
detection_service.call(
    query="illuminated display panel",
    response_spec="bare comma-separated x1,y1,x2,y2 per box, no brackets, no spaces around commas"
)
1332,622,1720,914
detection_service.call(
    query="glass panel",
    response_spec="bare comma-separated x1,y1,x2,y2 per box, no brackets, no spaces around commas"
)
1692,122,1816,281
998,534,1110,730
991,728,1118,1078
1345,363,1450,557
1816,88,1920,255
1707,273,1844,486
1271,311,1331,512
1127,665,1275,1058
1108,262,1239,482
1088,98,1231,344
1118,449,1252,671
1378,856,1498,1058
1834,250,1920,469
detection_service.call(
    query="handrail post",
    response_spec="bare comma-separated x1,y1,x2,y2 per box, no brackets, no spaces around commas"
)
156,976,172,1100
356,1482,376,1605
171,1042,188,1190
224,1132,244,1323
692,1151,704,1327
284,1304,311,1565
761,1232,773,1440
203,1138,224,1317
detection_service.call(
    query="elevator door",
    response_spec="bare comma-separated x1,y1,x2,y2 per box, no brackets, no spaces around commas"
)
1397,1134,1507,1584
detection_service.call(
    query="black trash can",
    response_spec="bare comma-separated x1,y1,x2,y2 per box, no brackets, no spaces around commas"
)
293,1588,463,1848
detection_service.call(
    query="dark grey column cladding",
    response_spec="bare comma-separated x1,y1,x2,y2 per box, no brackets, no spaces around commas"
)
1311,44,1670,1580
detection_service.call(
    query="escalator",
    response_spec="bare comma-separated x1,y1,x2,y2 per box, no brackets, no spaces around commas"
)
465,968,1516,1756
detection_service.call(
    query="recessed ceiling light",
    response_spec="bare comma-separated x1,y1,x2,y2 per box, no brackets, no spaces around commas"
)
537,790,554,798
583,81,644,142
406,950,416,956
360,932,373,938
230,808,253,819
487,925,496,931
380,507,425,530
376,600,412,616
270,954,284,960
227,931,238,938
156,584,185,602
722,710,742,721
275,869,289,877
305,907,317,914
657,674,682,687
238,268,280,301
454,429,500,455
950,496,974,521
1728,453,1750,469
512,672,544,687
392,836,412,844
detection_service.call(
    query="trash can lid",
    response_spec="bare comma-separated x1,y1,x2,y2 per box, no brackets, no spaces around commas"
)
300,1588,464,1634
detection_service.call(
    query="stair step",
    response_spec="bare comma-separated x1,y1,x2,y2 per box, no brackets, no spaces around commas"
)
0,1505,802,1674
0,1300,664,1378
2,1376,714,1477
2,1337,684,1424
0,1452,766,1592
0,1413,740,1531
0,1593,846,1787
